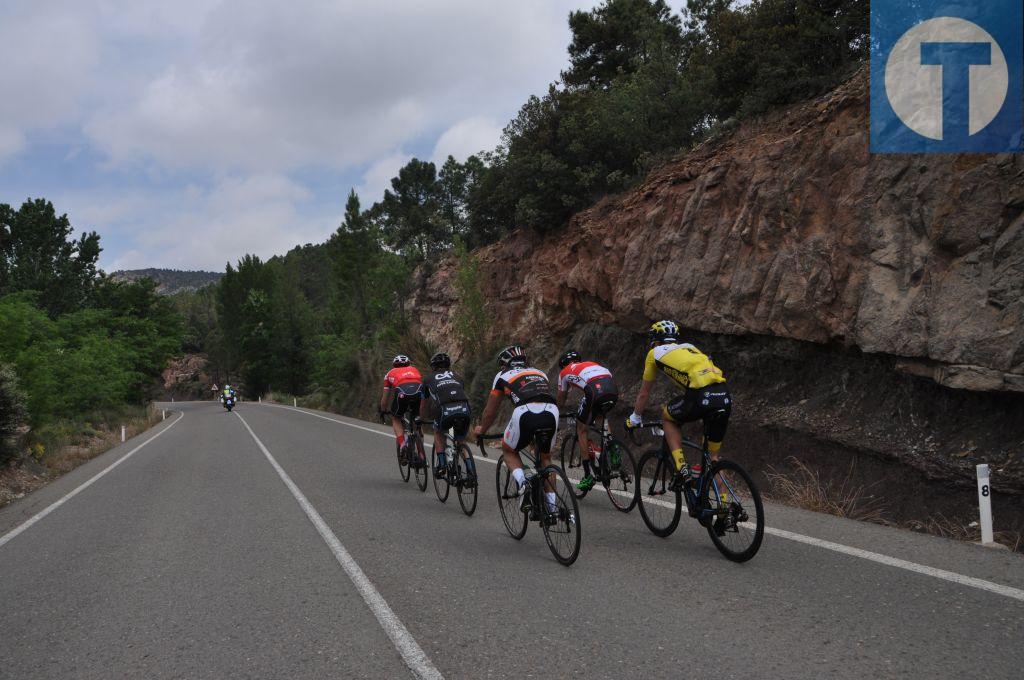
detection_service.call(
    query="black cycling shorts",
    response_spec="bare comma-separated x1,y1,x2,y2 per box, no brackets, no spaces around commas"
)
434,401,471,440
390,384,421,418
664,386,731,443
577,377,618,425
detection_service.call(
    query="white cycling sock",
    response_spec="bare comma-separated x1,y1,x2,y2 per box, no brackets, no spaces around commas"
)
545,492,557,511
513,467,526,487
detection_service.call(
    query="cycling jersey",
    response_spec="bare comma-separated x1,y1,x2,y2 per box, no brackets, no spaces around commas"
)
557,361,613,392
421,370,468,406
384,366,422,391
643,343,726,390
491,367,555,406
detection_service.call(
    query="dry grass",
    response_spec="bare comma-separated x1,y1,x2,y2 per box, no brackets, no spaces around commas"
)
766,456,1023,552
0,405,163,508
903,514,1024,552
765,456,888,523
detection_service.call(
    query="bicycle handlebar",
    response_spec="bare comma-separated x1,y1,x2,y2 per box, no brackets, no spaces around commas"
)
626,420,664,445
475,433,502,458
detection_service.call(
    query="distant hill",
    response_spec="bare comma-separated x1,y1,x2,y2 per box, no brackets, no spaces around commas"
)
111,268,223,295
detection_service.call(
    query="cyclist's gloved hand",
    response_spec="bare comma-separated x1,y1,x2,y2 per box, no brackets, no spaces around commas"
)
625,412,643,430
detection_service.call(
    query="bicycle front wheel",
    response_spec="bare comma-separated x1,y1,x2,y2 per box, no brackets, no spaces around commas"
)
413,437,428,492
604,437,637,513
539,465,582,566
636,450,681,537
559,434,590,499
703,459,765,562
432,447,450,503
456,443,478,516
496,455,527,539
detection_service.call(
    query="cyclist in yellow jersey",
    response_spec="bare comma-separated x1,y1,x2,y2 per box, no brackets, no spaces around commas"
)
624,320,732,482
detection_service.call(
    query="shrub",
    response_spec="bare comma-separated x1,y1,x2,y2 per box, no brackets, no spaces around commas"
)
0,364,27,464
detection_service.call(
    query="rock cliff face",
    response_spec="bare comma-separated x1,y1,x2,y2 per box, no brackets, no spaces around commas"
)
412,71,1024,393
408,70,1024,495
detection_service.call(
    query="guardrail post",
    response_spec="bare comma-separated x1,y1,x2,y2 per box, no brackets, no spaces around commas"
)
121,425,126,443
977,464,994,545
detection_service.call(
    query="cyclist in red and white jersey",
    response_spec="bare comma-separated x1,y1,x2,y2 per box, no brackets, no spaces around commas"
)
555,350,619,491
474,345,559,507
379,354,423,452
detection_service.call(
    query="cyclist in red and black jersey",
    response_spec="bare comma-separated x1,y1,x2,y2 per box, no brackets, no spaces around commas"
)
555,350,619,492
474,345,559,504
379,354,423,453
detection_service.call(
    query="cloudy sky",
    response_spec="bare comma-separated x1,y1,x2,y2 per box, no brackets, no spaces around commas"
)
0,0,597,271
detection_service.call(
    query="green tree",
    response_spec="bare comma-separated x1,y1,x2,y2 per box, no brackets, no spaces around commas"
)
375,159,444,258
268,260,315,395
452,240,491,361
564,0,684,89
0,199,101,316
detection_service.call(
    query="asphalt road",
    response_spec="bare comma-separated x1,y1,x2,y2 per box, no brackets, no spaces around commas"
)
1,401,1022,679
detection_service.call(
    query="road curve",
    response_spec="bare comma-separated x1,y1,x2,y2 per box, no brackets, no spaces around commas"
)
0,400,1021,679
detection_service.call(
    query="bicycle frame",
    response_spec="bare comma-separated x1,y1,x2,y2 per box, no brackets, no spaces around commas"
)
643,425,741,524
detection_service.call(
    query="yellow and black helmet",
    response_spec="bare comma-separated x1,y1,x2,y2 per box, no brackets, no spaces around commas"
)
647,320,680,345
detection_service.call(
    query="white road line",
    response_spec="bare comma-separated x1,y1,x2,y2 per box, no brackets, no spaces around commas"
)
234,412,444,680
265,402,1024,603
0,412,185,550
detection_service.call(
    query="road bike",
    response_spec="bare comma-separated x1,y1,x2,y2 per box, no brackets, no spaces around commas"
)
559,414,637,512
391,411,428,492
431,427,478,516
478,434,581,566
630,420,764,562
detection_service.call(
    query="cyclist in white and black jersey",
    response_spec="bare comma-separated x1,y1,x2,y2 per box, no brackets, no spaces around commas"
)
474,345,559,504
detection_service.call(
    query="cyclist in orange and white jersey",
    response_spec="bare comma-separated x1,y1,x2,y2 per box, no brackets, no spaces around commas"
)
555,350,618,491
380,354,423,453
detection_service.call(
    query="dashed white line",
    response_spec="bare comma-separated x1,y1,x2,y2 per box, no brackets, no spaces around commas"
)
265,402,1024,603
0,412,185,549
234,411,444,680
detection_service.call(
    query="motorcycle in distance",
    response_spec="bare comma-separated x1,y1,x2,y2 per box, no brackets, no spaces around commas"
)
221,392,236,412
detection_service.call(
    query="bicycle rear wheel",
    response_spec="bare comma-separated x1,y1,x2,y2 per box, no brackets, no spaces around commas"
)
703,459,765,562
539,466,582,566
397,441,411,482
455,443,478,516
496,455,527,539
432,446,450,502
603,437,637,513
413,437,428,492
636,449,681,537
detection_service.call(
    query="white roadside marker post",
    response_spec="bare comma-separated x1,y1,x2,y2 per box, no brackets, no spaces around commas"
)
258,396,261,403
293,397,297,407
977,464,994,545
121,425,126,443
162,410,166,421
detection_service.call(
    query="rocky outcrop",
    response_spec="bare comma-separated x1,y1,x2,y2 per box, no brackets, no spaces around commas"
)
410,70,1024,393
161,354,213,399
407,70,1024,497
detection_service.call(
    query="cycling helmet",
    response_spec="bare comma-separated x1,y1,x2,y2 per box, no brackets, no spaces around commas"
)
558,350,581,369
496,344,528,369
429,352,451,370
647,320,680,345
392,354,411,367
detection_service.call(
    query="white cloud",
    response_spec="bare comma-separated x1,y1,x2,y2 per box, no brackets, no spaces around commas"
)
1,0,600,268
356,152,413,205
0,2,100,165
98,173,332,271
85,0,580,174
431,117,504,165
